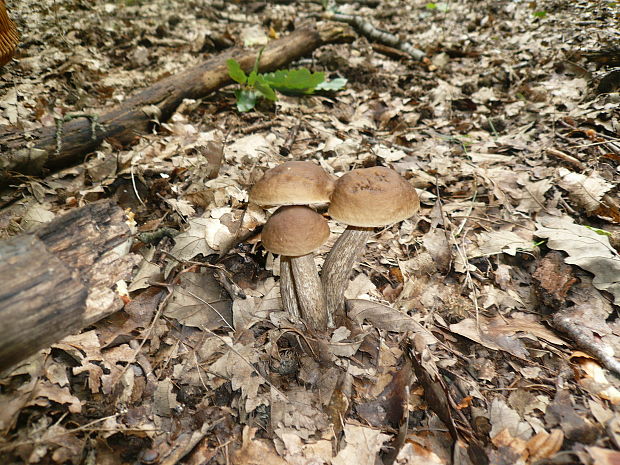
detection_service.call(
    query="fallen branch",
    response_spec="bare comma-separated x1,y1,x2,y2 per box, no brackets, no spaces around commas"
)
0,23,353,183
533,252,620,376
323,12,425,60
0,201,138,373
552,313,620,377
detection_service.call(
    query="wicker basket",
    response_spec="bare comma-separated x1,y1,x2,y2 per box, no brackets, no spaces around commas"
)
0,0,18,67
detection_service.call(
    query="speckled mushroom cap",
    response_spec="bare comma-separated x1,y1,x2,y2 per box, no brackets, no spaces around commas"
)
328,166,420,227
0,0,18,67
250,161,334,206
261,206,330,256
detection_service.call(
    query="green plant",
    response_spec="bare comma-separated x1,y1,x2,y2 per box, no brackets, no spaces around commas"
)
585,226,612,237
226,56,347,112
425,2,449,11
533,10,547,18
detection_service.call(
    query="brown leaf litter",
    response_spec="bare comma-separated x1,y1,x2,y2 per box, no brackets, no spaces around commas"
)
1,0,620,464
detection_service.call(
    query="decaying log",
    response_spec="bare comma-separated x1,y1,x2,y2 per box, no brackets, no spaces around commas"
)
0,200,137,373
0,23,354,183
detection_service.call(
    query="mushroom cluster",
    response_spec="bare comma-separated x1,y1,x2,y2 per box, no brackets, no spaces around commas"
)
250,162,419,332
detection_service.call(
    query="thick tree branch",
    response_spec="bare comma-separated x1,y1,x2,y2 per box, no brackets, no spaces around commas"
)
0,23,353,183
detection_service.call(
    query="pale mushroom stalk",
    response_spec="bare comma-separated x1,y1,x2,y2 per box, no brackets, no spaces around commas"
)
321,227,372,323
280,257,301,321
289,255,328,330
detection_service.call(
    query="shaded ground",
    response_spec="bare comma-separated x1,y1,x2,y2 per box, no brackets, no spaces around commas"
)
1,0,619,464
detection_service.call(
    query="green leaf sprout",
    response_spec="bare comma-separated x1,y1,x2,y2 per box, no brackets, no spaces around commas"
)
226,58,347,112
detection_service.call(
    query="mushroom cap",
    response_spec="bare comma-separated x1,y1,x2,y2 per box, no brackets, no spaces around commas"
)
250,161,334,207
261,206,330,256
328,167,420,227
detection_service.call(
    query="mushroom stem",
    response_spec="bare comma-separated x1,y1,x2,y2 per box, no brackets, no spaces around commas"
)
321,227,373,325
280,257,301,321
289,254,328,331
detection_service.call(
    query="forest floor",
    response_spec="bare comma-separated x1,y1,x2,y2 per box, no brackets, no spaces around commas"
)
1,0,619,464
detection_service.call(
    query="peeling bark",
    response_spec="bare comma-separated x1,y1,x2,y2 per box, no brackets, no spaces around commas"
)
0,201,136,373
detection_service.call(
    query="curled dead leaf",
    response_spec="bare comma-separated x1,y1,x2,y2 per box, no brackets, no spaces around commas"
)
232,426,287,465
526,429,564,461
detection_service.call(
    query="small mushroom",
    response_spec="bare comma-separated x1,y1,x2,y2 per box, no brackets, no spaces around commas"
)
261,206,330,331
0,0,18,67
250,161,334,324
322,166,420,323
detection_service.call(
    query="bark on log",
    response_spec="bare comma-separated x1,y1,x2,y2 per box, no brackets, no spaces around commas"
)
0,23,353,183
0,200,137,373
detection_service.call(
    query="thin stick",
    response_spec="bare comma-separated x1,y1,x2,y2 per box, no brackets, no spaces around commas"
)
323,12,425,60
552,313,620,376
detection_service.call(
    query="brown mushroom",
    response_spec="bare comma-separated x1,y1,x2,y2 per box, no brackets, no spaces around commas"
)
250,161,334,325
250,161,334,206
261,206,330,330
322,166,420,323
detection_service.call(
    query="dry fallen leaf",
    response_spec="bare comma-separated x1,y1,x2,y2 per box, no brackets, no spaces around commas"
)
232,426,287,465
556,167,614,213
332,424,391,465
469,229,535,258
449,313,565,359
586,446,620,465
164,217,217,276
572,354,620,405
346,299,438,344
164,271,233,329
535,216,620,305
489,398,533,441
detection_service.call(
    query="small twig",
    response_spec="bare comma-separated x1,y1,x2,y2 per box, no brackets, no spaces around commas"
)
280,120,302,156
159,418,226,465
546,147,586,170
323,12,425,60
214,268,247,300
455,233,482,331
0,414,152,452
130,164,146,207
450,215,536,230
239,121,277,135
